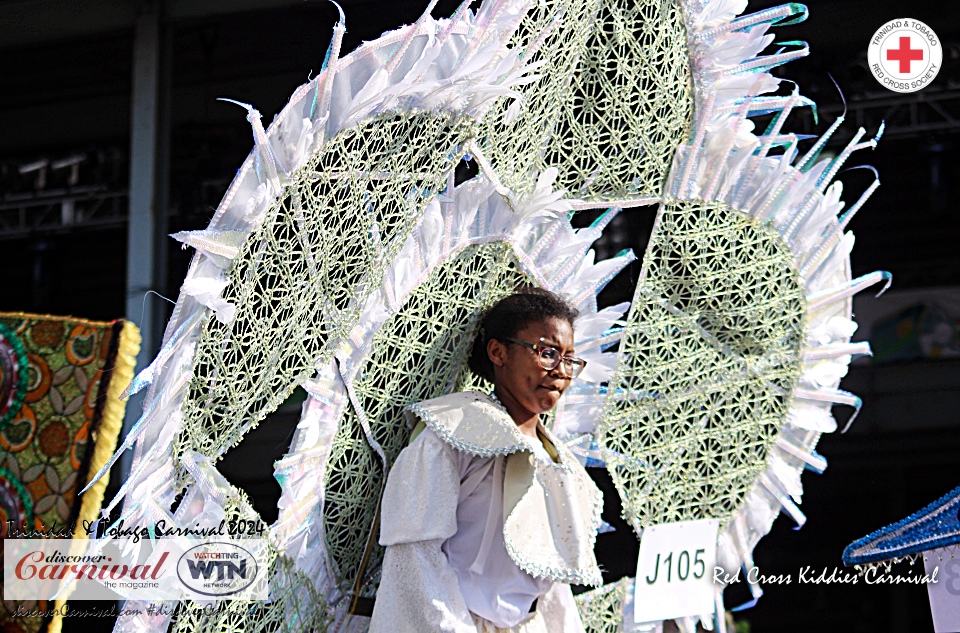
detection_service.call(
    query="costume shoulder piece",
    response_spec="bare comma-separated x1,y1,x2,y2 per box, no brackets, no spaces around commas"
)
503,444,605,586
404,390,530,457
406,390,604,586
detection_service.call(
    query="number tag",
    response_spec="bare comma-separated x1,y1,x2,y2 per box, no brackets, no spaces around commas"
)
925,546,960,632
633,518,720,624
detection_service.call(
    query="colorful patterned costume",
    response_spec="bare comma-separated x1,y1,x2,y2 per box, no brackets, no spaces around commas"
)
1,314,139,633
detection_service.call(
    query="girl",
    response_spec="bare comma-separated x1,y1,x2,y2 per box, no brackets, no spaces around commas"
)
370,289,603,632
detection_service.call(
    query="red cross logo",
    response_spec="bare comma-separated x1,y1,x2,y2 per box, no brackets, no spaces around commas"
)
886,36,924,73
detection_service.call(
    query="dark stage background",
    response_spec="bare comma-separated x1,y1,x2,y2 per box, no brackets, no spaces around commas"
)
0,0,957,631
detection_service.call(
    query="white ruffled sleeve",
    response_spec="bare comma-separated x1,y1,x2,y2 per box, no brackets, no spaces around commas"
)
370,429,476,633
378,428,460,545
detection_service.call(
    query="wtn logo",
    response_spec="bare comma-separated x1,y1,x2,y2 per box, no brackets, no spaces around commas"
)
185,559,248,581
176,542,261,597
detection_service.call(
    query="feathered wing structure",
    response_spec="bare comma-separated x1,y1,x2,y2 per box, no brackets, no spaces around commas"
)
576,1,889,631
86,3,634,631
843,485,960,567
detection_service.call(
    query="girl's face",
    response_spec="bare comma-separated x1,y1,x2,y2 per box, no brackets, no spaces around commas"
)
488,316,576,418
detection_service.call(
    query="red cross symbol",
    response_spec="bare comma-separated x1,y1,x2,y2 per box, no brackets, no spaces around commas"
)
886,36,924,73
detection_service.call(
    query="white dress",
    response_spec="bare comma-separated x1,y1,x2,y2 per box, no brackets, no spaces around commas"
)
369,391,604,633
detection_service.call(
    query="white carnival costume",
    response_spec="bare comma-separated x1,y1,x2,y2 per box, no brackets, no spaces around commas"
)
371,391,603,633
82,0,891,629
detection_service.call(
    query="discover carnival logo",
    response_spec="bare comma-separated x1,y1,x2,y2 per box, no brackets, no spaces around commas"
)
4,537,268,601
868,18,942,93
13,549,168,586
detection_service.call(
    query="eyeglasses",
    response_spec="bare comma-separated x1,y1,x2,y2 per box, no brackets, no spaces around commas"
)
501,337,587,378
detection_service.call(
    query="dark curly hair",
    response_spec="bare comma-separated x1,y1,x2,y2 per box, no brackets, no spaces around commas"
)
467,287,579,382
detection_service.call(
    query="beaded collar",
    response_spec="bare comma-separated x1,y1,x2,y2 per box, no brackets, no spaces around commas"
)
404,391,569,470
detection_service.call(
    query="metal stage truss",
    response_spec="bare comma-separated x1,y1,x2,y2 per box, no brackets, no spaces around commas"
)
796,85,960,140
0,186,128,240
